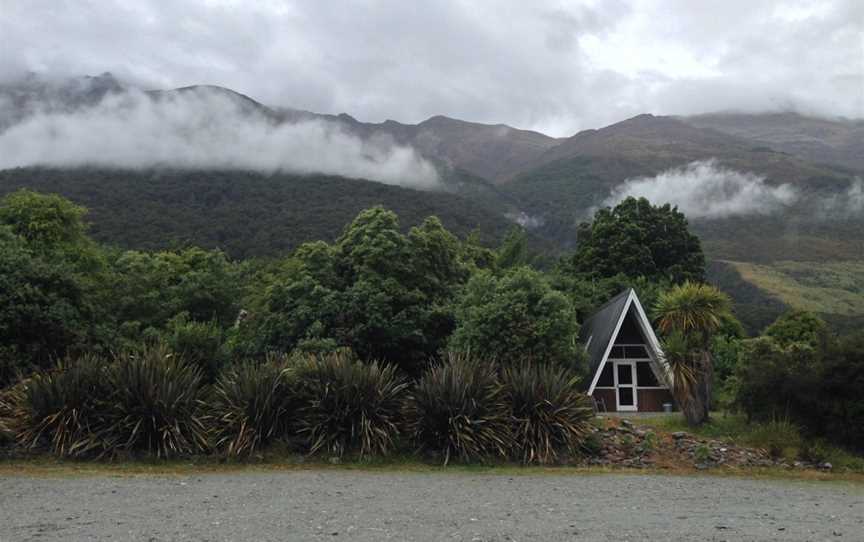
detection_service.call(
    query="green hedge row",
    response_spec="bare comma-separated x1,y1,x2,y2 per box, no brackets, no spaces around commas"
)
0,347,594,465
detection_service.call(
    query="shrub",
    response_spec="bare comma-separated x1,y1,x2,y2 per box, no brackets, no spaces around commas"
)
6,356,111,458
0,384,18,444
292,352,408,458
165,316,227,383
403,354,511,464
102,345,209,458
206,360,294,458
694,443,711,464
0,347,28,390
581,432,603,456
744,419,802,460
799,439,830,464
642,431,658,453
500,364,593,464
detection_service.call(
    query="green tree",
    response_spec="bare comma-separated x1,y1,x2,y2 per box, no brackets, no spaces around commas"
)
764,310,827,350
495,227,532,270
734,336,823,423
571,197,705,284
107,247,243,338
0,191,109,385
449,267,580,367
0,229,95,384
0,189,88,249
654,282,732,426
233,207,471,375
551,269,670,323
820,334,864,448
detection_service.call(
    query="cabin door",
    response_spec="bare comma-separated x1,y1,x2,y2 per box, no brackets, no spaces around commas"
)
615,361,638,412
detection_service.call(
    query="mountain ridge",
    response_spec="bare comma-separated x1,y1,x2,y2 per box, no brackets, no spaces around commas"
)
2,74,863,333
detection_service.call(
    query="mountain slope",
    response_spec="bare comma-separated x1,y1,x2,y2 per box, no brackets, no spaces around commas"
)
277,111,561,183
682,112,864,173
0,168,519,259
510,113,848,183
499,114,859,249
0,72,125,130
3,75,863,333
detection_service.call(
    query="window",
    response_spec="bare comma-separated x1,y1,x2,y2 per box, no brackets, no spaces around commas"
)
625,345,649,358
609,345,649,359
617,363,633,385
618,387,634,406
636,362,660,387
596,363,614,387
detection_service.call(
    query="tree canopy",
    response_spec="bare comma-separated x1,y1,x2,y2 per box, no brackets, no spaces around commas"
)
570,197,705,284
449,267,580,368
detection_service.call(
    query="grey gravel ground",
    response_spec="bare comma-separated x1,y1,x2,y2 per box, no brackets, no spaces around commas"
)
1,470,862,541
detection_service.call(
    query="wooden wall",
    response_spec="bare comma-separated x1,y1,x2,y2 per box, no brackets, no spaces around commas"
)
636,389,674,412
590,388,674,412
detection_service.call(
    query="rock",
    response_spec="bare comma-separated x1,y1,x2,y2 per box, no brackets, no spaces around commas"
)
620,419,633,427
820,462,833,470
672,432,687,439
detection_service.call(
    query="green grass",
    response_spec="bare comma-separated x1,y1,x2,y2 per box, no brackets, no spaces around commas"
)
2,454,863,484
726,260,864,316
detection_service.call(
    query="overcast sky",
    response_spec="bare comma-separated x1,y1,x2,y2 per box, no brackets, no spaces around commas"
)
1,0,861,136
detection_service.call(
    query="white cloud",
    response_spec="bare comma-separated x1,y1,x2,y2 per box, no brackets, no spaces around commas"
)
0,87,439,187
604,160,799,219
1,0,859,137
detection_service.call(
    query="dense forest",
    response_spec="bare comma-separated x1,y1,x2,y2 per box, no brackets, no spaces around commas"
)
2,166,862,336
0,189,861,463
0,167,519,259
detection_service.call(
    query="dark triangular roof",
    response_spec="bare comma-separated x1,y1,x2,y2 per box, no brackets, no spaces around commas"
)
580,288,669,394
578,288,633,379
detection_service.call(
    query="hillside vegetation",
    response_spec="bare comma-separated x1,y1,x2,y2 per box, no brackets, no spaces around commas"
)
0,168,517,259
727,260,864,316
2,77,863,332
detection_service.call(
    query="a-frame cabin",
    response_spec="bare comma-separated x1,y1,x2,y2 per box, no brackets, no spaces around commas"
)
579,288,674,412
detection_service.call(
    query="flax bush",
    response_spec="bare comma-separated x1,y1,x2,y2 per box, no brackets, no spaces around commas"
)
6,356,111,458
501,363,593,464
292,352,408,458
102,344,209,458
206,359,294,458
403,353,511,464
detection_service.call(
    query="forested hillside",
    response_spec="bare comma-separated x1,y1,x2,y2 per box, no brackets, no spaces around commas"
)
0,168,517,259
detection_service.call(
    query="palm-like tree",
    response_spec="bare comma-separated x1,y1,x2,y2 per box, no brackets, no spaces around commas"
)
654,282,731,426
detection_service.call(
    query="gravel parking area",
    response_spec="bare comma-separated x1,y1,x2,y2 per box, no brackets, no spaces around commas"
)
1,470,862,541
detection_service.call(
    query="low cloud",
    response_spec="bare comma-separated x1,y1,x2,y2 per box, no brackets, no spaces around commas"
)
506,211,545,229
604,160,798,219
0,87,440,188
818,177,864,219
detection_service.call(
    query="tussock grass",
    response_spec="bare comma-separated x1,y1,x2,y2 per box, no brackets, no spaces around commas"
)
728,260,864,316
